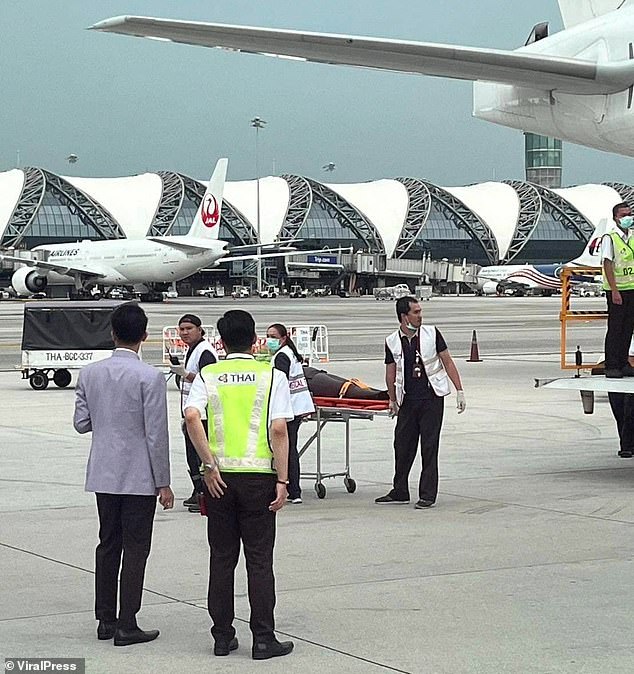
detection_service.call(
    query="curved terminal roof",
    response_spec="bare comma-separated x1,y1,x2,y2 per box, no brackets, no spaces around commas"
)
0,170,25,236
445,182,520,260
0,168,627,263
64,173,163,240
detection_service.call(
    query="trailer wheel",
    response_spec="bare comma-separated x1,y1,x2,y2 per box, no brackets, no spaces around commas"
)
315,483,326,499
29,371,49,390
344,477,356,493
53,369,72,388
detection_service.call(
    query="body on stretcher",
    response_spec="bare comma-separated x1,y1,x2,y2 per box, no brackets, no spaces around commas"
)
299,397,390,499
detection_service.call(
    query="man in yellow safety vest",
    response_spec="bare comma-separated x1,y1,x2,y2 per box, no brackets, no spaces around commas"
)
602,201,634,379
185,309,295,661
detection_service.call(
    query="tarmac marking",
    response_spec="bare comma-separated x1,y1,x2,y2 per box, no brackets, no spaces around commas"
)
0,540,411,672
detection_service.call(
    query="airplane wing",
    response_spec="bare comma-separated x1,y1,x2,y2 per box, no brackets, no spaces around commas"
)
90,15,634,94
0,254,108,279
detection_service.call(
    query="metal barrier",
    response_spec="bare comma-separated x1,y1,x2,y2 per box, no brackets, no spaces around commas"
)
559,266,606,371
162,324,329,365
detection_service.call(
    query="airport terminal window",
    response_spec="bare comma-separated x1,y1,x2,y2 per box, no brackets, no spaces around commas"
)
25,191,101,244
170,196,199,235
295,201,366,250
404,201,489,265
511,206,585,263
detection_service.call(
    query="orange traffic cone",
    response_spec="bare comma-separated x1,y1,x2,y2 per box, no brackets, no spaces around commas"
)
467,330,482,362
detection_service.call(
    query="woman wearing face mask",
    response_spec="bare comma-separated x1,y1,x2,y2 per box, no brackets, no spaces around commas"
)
266,324,315,503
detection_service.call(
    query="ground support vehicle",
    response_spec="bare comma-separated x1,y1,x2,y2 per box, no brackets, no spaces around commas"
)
231,285,250,299
20,301,123,390
258,285,279,299
373,284,411,301
289,285,309,298
415,284,433,301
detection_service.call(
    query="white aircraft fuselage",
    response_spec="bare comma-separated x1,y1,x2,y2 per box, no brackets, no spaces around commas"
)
476,8,634,155
32,238,227,285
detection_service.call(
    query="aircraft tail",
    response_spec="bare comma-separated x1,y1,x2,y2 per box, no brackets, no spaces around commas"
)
187,158,228,239
557,0,631,28
569,218,608,267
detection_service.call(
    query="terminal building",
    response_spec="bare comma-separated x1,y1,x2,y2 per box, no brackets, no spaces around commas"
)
0,166,630,294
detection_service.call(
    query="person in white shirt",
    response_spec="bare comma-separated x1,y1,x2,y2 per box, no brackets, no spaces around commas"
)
601,202,634,378
266,323,315,504
169,314,217,512
184,310,295,661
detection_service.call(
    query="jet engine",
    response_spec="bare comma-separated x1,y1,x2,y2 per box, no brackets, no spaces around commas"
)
11,267,48,296
481,280,502,296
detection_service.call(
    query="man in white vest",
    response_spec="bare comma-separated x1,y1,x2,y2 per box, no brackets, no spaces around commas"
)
169,314,217,512
376,296,466,509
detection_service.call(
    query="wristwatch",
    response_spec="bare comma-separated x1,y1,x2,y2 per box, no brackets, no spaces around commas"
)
204,461,217,471
277,480,289,485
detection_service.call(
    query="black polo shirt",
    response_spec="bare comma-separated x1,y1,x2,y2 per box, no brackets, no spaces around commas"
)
384,328,447,400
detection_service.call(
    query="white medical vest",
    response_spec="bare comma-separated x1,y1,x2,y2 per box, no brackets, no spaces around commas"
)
273,345,315,417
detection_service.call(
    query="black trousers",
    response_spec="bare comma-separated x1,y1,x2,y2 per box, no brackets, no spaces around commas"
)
94,493,156,628
287,418,302,499
204,473,277,643
608,392,634,453
390,395,444,502
184,419,207,491
604,289,634,370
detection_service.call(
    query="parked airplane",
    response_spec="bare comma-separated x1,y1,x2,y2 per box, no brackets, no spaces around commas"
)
473,219,607,296
0,159,341,300
92,1,634,156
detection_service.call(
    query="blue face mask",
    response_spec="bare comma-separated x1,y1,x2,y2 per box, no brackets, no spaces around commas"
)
266,337,281,352
620,215,634,229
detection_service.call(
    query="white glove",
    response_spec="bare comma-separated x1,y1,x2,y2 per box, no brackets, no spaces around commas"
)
170,364,187,378
389,399,400,417
456,390,466,414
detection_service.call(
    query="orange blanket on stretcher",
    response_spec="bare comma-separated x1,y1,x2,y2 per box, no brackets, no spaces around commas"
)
312,397,390,411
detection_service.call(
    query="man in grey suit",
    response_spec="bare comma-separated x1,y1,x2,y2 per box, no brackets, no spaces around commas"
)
74,303,174,647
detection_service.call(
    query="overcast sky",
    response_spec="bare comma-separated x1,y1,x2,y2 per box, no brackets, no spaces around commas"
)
2,0,634,185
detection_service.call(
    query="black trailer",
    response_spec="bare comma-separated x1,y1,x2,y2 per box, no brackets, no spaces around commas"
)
20,301,126,390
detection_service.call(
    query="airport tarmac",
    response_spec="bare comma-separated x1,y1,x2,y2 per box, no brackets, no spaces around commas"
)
0,294,608,370
2,296,633,673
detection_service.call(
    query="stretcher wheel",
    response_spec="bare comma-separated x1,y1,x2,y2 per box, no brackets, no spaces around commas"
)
315,483,326,499
53,369,72,388
29,371,49,390
344,477,356,493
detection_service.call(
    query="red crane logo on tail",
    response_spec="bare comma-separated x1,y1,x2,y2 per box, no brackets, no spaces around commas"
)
201,194,220,228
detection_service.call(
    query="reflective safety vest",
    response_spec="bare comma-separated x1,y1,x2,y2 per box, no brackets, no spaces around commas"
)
272,345,315,417
181,339,217,414
200,358,275,474
385,325,450,405
603,231,634,291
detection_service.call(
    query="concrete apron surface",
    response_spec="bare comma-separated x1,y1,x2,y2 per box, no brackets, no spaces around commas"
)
1,357,633,674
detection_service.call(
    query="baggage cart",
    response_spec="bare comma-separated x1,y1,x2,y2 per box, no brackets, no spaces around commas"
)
20,300,125,390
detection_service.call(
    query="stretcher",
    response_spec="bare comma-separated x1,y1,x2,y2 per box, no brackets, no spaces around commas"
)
299,397,391,499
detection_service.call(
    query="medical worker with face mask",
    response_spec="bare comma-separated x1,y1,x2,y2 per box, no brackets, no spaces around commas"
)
602,202,634,379
266,324,315,503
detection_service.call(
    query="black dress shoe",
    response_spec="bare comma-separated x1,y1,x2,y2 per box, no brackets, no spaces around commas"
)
252,639,294,660
618,450,633,458
374,494,409,504
114,626,160,646
214,636,239,656
97,620,117,640
605,368,624,379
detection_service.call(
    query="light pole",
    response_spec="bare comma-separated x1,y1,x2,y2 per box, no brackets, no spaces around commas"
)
251,116,267,294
